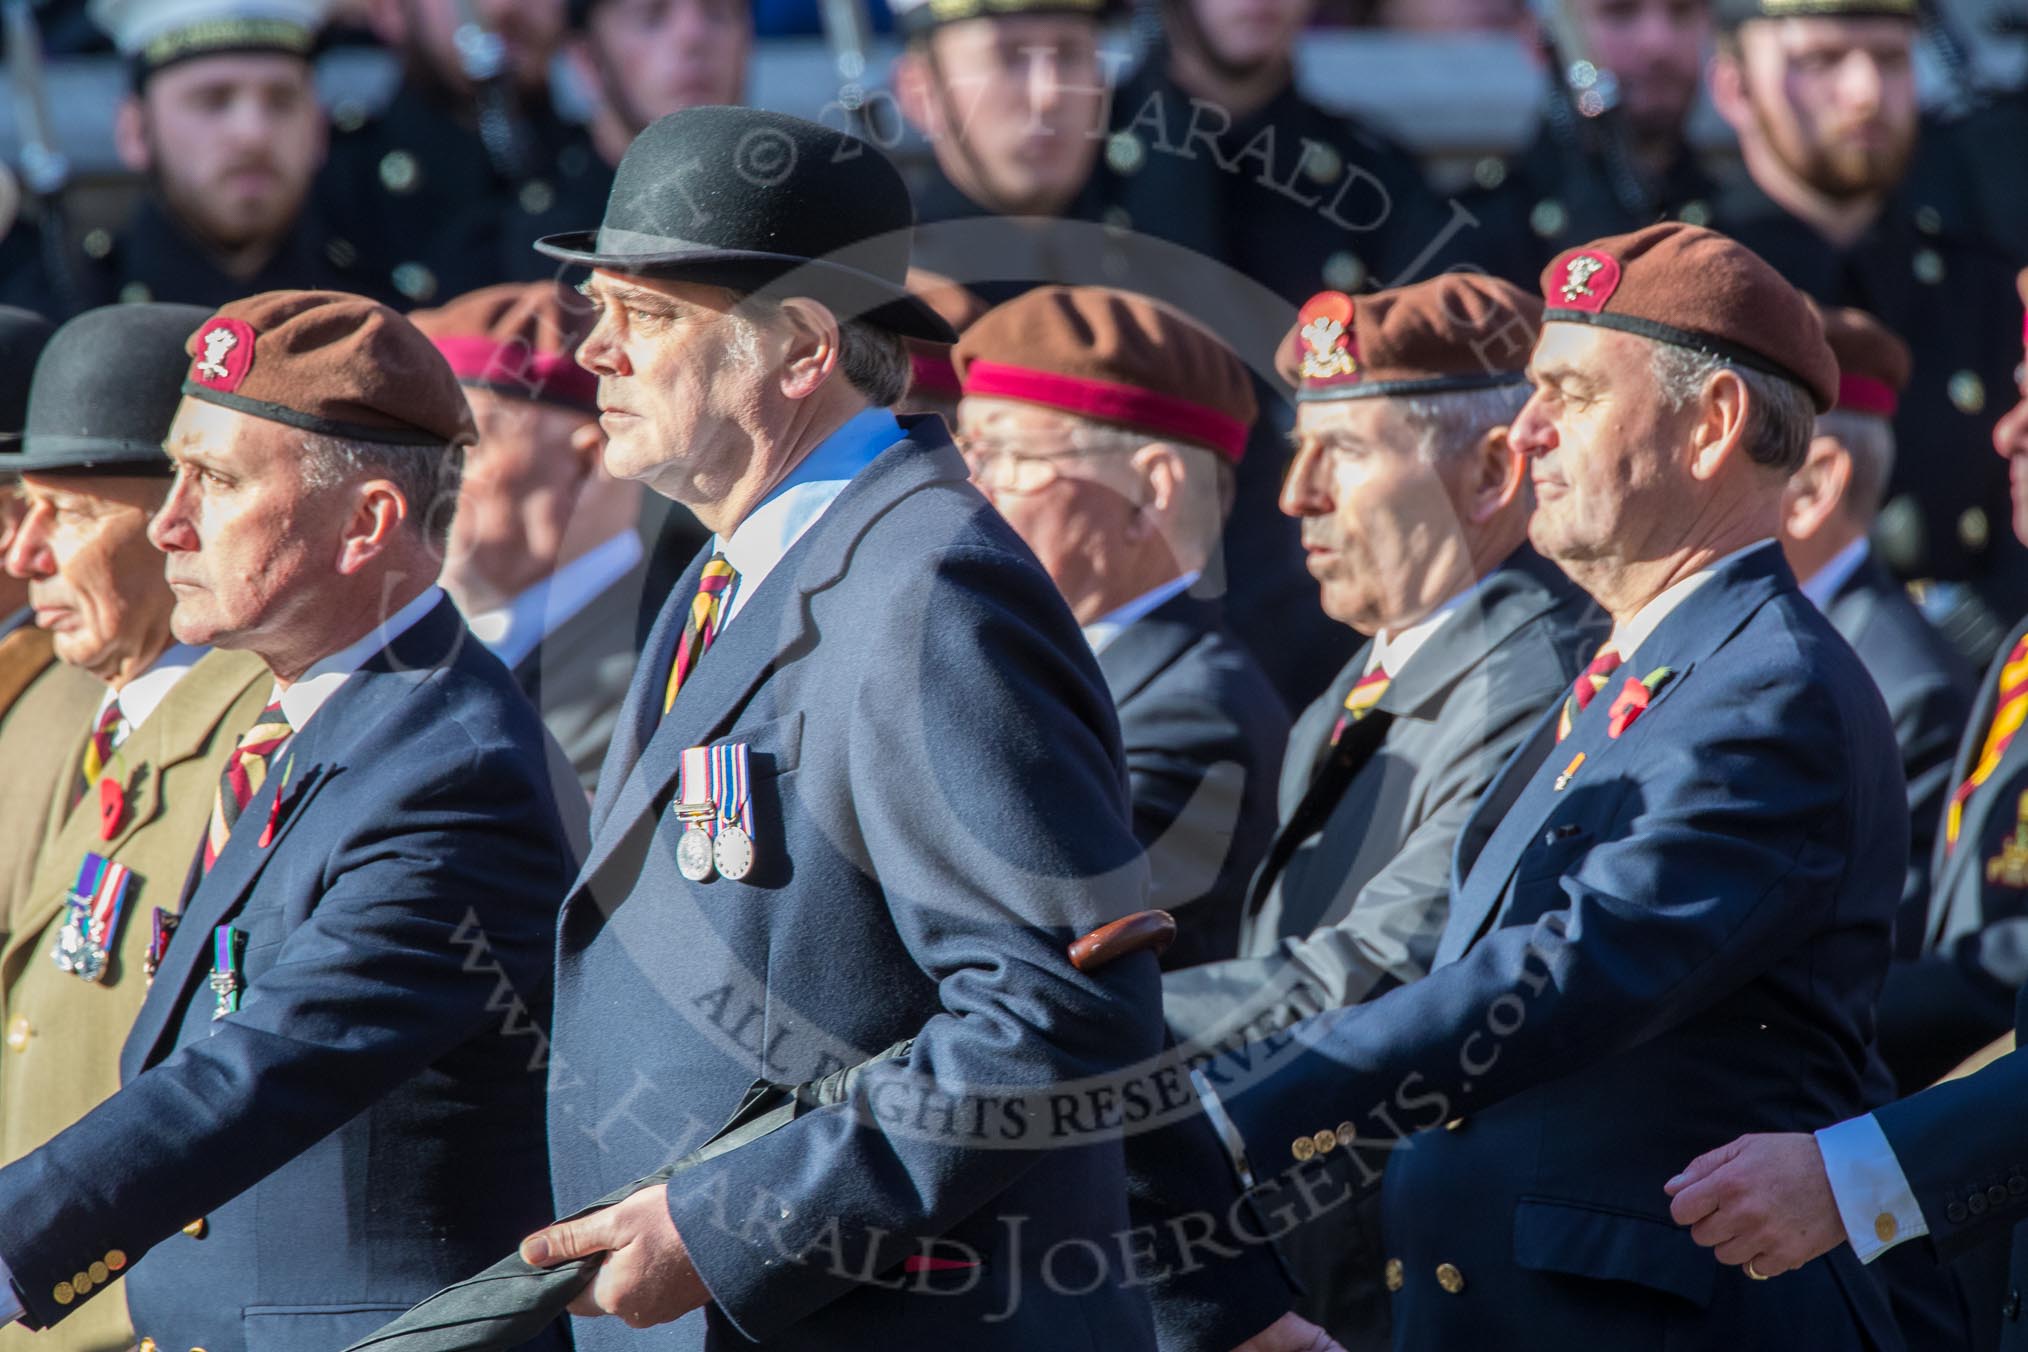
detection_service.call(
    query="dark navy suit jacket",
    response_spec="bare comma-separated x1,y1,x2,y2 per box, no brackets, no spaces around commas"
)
1097,589,1287,972
1879,611,2028,1090
1205,545,1909,1349
548,423,1173,1351
1819,552,1975,966
0,597,583,1352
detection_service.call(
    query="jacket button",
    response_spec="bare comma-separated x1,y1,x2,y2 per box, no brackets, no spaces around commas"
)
1948,1202,1969,1224
71,1271,90,1296
182,1218,207,1239
5,1016,30,1052
1291,1136,1316,1162
51,1282,72,1306
105,1250,126,1271
1991,1185,2010,1206
2010,1176,2027,1197
1335,1122,1357,1148
1384,1258,1404,1292
1312,1129,1338,1155
2004,1287,2022,1321
136,1340,156,1352
1970,1193,1989,1216
1436,1262,1466,1294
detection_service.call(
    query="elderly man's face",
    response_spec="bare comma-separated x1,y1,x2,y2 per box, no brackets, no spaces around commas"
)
127,54,326,253
1512,323,1689,567
574,273,772,509
150,400,335,650
582,0,750,129
957,396,1143,617
916,16,1109,215
445,388,601,610
1280,397,1476,635
1731,17,1916,200
5,474,176,681
1994,357,2028,548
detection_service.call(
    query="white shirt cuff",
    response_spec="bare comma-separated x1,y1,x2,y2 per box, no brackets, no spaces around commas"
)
1816,1113,1929,1263
0,1255,20,1323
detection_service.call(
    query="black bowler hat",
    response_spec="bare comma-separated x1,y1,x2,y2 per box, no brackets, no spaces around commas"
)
0,308,54,457
534,106,955,343
10,304,210,474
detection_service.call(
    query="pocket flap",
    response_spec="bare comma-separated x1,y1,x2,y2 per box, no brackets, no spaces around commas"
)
1512,1197,1715,1309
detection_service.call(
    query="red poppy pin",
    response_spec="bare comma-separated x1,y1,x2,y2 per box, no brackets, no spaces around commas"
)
1606,667,1676,739
97,774,125,841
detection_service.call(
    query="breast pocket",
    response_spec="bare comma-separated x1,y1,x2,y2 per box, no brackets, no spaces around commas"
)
656,711,805,891
1513,1196,1715,1310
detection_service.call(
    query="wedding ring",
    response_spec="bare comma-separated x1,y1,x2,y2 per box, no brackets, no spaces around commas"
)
1745,1259,1770,1281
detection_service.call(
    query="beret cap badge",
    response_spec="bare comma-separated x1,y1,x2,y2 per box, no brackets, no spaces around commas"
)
1558,252,1620,311
191,318,256,394
1297,292,1360,386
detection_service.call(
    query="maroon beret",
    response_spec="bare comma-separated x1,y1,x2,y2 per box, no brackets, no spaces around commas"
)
1542,223,1839,412
1276,275,1542,402
183,291,477,448
409,281,599,413
1816,306,1911,417
903,269,989,399
953,285,1257,462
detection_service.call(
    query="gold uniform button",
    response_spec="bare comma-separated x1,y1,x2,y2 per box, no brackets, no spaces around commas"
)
136,1340,156,1352
1875,1213,1899,1244
1291,1135,1316,1162
51,1281,72,1306
1335,1121,1357,1148
1384,1257,1404,1292
1436,1262,1466,1295
6,1016,31,1052
106,1249,127,1271
88,1260,107,1284
71,1271,91,1296
182,1217,207,1239
1312,1128,1338,1155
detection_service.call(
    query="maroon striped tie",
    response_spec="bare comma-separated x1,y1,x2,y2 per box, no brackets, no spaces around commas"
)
201,701,293,874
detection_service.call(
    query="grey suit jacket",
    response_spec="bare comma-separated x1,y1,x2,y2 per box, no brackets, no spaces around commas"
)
1820,552,1974,956
512,560,649,796
1163,546,1604,1045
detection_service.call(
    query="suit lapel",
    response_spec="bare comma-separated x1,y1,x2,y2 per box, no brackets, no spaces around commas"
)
1926,616,2028,936
588,549,705,841
0,626,54,715
1094,592,1217,708
1252,706,1396,914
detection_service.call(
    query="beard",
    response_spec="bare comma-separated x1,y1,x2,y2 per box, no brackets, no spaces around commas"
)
1752,97,1914,201
145,142,303,256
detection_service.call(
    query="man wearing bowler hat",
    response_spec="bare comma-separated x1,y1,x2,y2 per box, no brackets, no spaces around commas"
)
1189,224,1909,1345
0,291,583,1352
0,303,271,1352
517,105,1313,1351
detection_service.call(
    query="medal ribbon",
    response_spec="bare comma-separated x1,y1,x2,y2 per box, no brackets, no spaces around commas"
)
85,860,131,958
712,742,752,837
678,746,719,839
210,925,244,1019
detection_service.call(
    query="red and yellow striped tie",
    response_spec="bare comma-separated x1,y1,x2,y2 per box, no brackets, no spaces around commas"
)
202,701,293,874
1947,634,2028,851
1556,643,1623,743
73,700,124,809
1329,668,1391,746
664,554,739,715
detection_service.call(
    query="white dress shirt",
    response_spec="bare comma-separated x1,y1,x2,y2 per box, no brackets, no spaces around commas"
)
273,586,446,734
1799,537,1871,613
1365,579,1481,681
1081,571,1202,655
465,531,644,671
90,642,207,757
1608,539,1779,664
1816,1112,1928,1262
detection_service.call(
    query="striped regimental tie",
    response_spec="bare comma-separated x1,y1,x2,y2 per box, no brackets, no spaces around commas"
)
664,554,739,716
1947,633,2028,851
1328,667,1391,746
72,700,124,809
201,700,293,874
1555,643,1623,743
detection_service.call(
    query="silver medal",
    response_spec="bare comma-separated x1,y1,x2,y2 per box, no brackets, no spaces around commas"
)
713,824,754,881
677,825,717,881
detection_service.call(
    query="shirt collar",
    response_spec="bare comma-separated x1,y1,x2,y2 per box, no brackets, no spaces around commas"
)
1799,536,1870,612
1369,577,1482,679
1608,539,1777,664
1082,571,1202,655
717,408,900,627
466,531,644,670
274,586,445,733
99,642,207,736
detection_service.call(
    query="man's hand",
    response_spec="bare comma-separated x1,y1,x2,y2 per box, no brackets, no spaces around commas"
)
1664,1132,1847,1277
520,1185,709,1328
1232,1312,1347,1352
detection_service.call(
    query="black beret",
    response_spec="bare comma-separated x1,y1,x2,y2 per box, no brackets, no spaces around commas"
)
11,304,211,475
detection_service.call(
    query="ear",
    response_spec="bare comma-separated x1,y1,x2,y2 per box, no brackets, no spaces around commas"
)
114,97,152,174
333,479,410,576
1706,48,1752,138
891,47,941,138
1127,440,1184,539
1686,368,1753,482
1781,434,1851,542
1459,423,1526,525
775,298,842,401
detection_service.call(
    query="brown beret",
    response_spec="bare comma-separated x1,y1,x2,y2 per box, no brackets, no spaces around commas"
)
953,285,1256,462
1815,306,1910,417
183,291,477,449
903,269,989,399
1277,275,1542,403
1542,223,1839,412
409,281,599,413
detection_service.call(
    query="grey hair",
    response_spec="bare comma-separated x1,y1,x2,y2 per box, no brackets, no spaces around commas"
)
1815,409,1897,521
297,433,465,553
1397,382,1532,463
728,299,912,409
1649,345,1817,474
1068,419,1238,527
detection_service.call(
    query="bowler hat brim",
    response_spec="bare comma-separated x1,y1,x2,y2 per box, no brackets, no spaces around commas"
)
533,234,959,345
7,438,171,476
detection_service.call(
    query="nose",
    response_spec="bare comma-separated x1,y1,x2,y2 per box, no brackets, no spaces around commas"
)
2,500,52,580
1994,386,2028,461
1508,395,1556,461
1839,51,1884,117
576,312,628,379
1027,51,1064,119
1278,439,1332,519
148,473,197,554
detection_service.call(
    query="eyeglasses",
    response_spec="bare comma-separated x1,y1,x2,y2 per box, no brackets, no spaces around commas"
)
956,434,1128,496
